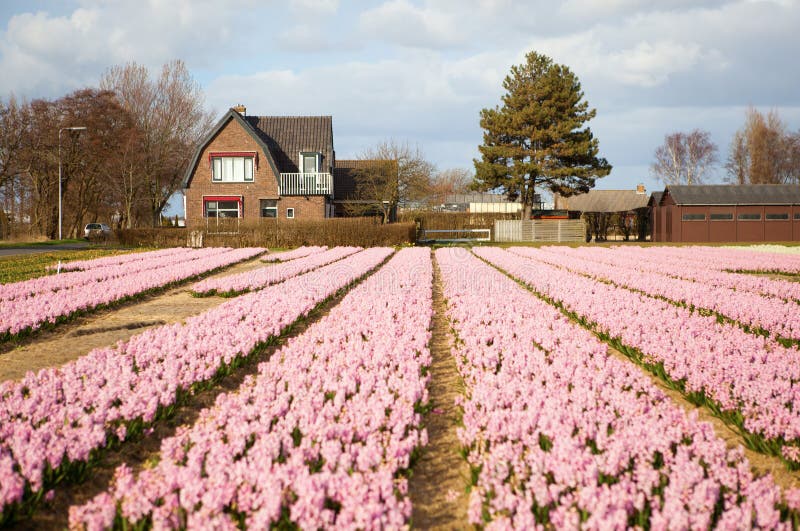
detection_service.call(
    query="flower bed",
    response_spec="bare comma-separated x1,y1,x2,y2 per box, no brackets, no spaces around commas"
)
438,247,796,528
192,246,361,296
560,246,800,302
0,248,221,301
69,248,432,530
47,248,190,273
0,247,265,341
627,245,800,274
475,247,800,464
262,246,327,262
722,245,800,256
0,247,394,523
511,246,800,343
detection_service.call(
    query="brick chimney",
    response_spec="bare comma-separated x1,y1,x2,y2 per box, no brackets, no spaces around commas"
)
232,104,246,116
636,183,646,194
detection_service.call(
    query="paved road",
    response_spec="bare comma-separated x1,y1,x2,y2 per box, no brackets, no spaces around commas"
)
0,242,91,257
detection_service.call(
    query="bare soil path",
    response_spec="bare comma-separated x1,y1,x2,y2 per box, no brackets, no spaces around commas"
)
0,257,269,382
409,254,471,529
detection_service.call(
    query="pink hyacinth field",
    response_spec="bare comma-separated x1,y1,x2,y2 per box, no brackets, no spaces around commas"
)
2,243,800,529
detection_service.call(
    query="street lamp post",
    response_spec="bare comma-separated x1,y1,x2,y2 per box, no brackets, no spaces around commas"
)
58,126,87,240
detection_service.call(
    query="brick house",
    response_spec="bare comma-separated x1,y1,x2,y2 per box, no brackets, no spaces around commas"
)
183,105,380,225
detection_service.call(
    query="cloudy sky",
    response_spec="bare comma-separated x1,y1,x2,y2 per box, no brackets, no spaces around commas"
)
1,0,799,200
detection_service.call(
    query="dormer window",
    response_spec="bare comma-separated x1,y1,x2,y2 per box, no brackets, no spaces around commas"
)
301,152,319,174
210,152,255,182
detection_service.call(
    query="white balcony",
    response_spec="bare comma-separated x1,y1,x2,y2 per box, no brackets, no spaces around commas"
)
279,172,333,196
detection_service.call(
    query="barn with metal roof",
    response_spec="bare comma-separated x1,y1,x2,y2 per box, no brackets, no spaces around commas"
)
652,184,800,242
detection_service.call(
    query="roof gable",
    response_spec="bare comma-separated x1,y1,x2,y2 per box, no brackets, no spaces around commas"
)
246,116,333,174
665,184,800,205
182,109,280,188
647,191,663,207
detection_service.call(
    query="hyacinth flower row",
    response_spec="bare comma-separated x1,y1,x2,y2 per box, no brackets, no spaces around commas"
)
512,246,800,343
474,247,800,462
562,245,800,303
0,247,232,302
0,247,394,522
262,245,327,262
0,247,265,340
723,244,800,256
69,248,433,530
192,246,361,296
635,245,800,274
46,247,192,273
437,247,797,528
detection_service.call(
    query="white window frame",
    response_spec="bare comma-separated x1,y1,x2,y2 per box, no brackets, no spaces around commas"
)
286,207,295,219
211,156,254,183
205,199,241,218
299,152,319,174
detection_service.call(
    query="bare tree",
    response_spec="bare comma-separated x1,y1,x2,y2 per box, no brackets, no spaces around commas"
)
0,96,28,188
101,60,214,226
725,129,749,185
726,107,800,185
430,167,472,198
349,140,435,223
783,131,800,184
651,129,718,185
0,96,29,237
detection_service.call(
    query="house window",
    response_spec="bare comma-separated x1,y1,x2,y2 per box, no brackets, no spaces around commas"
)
205,199,240,218
260,199,277,218
710,212,733,221
766,212,789,220
286,208,295,219
738,213,761,221
212,156,254,182
301,152,319,174
795,212,800,220
681,213,706,221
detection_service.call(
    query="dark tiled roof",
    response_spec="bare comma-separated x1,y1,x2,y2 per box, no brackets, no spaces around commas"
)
245,116,333,174
665,184,800,205
558,190,650,212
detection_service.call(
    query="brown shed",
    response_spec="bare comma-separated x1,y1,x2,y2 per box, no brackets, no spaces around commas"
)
652,184,800,242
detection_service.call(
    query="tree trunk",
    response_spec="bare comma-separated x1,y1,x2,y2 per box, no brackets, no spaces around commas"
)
521,202,532,220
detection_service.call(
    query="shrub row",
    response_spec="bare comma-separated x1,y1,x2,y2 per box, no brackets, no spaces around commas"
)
115,218,415,248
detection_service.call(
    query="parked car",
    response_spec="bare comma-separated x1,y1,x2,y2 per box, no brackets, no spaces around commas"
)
84,223,112,239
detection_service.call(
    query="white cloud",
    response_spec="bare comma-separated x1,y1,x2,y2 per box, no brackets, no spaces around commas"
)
278,24,330,51
0,0,254,95
289,0,339,13
358,0,463,49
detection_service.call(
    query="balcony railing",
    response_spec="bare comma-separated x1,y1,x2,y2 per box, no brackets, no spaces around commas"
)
279,172,333,196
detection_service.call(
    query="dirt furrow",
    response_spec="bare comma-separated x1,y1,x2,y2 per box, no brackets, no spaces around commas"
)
409,253,471,529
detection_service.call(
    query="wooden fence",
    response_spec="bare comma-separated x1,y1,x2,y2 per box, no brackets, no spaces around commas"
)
494,220,585,243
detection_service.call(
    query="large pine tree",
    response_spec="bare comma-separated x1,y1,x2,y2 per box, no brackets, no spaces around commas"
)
474,51,611,218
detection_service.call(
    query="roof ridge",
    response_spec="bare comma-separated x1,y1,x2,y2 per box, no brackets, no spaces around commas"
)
255,115,333,119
